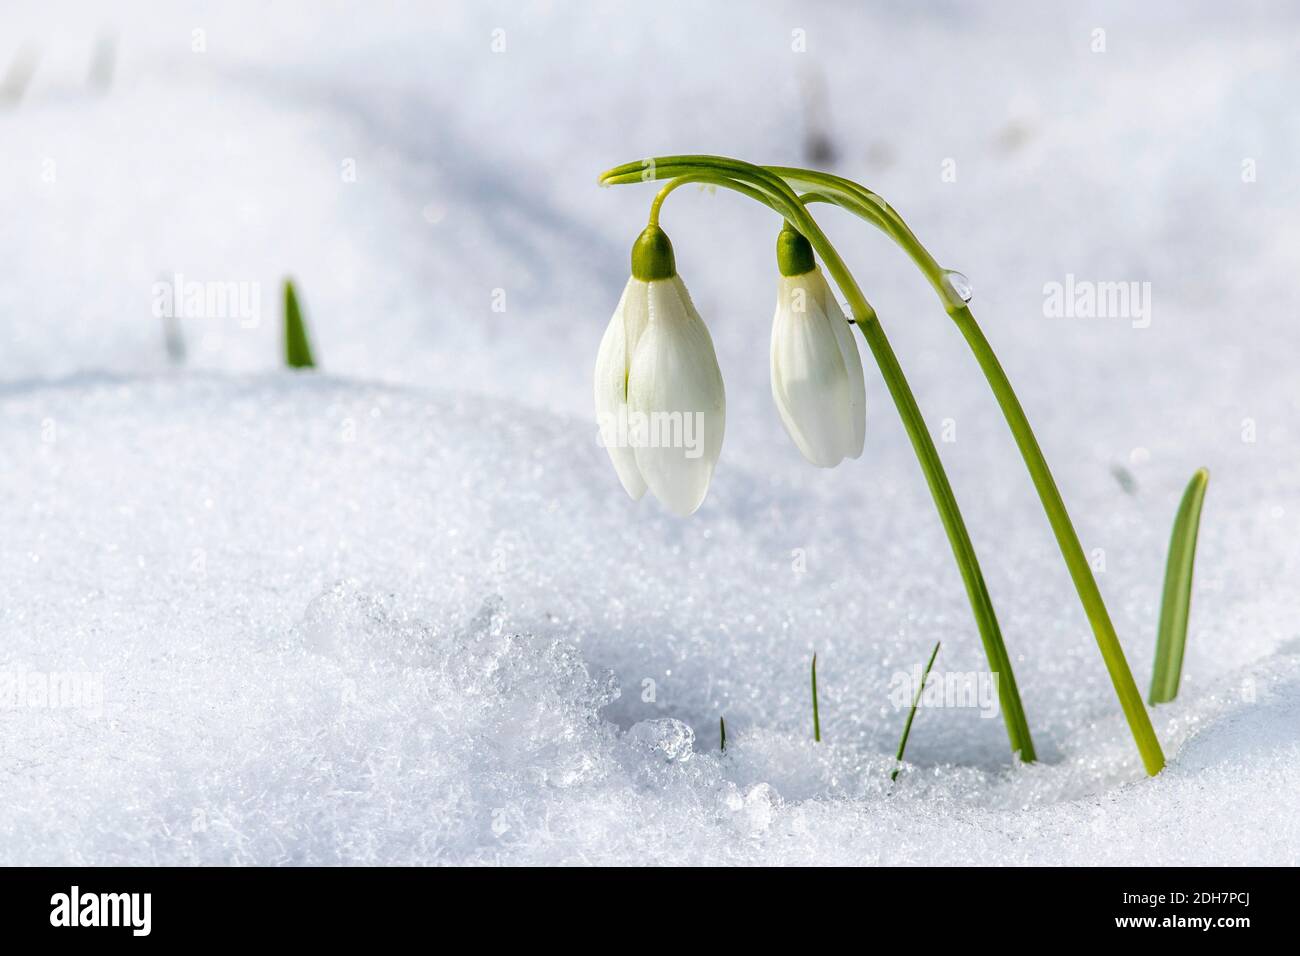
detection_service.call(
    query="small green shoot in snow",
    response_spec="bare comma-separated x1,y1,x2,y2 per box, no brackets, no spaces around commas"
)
892,641,941,782
283,278,316,369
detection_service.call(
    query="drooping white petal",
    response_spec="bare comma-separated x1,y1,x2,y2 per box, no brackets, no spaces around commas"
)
593,277,650,499
770,289,850,466
811,268,866,459
770,267,864,467
627,275,726,516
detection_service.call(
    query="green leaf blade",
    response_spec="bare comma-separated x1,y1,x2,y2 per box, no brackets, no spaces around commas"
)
1150,468,1210,705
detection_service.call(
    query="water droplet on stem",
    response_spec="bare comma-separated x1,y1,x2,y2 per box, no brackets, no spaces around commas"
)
942,270,974,303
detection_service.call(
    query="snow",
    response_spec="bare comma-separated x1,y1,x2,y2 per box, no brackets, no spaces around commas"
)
1,1,1298,864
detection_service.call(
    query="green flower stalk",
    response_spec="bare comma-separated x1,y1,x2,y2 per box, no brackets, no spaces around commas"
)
598,154,1169,776
772,162,1165,775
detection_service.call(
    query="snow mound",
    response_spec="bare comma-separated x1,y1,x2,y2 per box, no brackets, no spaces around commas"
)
0,374,1295,864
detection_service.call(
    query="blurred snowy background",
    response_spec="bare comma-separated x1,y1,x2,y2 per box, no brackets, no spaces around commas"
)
1,0,1298,864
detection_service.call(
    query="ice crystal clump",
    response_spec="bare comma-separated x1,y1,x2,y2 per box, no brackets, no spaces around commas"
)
627,719,696,763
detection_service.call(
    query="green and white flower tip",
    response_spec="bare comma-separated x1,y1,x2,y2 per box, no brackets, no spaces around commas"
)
594,225,726,517
770,223,866,467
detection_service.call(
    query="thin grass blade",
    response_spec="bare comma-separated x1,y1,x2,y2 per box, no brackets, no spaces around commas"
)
891,641,941,782
811,653,821,742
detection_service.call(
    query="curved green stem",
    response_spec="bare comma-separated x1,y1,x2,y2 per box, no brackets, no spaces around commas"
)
647,174,775,226
601,156,1037,763
952,307,1163,773
851,297,1034,763
778,165,1166,775
771,168,954,303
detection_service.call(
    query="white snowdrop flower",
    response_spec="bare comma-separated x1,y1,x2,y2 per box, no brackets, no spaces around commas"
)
769,224,865,467
594,225,725,516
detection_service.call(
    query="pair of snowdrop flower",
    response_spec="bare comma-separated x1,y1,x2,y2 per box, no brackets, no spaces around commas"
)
595,222,865,515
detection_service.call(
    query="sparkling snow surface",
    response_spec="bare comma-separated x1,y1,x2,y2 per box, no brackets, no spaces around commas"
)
1,1,1298,864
